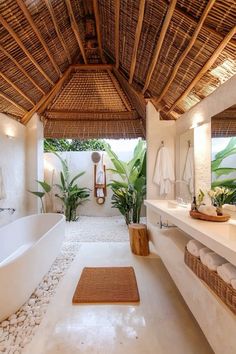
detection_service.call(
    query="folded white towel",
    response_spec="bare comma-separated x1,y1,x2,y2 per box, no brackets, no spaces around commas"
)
198,205,217,217
231,279,236,290
204,252,226,271
199,247,212,265
217,263,236,284
186,239,204,258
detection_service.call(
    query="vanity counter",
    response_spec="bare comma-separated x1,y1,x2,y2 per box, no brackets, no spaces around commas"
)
145,200,236,354
145,200,236,265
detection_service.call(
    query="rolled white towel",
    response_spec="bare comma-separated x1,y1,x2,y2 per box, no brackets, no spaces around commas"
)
198,204,217,217
217,263,236,284
186,239,204,258
199,247,212,265
231,279,236,290
204,252,226,271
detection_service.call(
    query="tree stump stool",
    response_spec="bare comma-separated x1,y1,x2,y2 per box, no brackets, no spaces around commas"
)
128,223,149,256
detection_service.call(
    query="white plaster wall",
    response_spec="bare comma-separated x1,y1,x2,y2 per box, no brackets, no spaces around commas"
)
25,114,44,213
146,101,176,200
44,149,136,217
0,113,27,226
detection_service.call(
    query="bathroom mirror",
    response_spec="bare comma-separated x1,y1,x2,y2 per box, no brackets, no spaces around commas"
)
176,128,194,203
211,105,236,204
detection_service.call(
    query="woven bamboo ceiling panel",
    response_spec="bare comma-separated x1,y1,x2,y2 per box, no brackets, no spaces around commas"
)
0,0,236,138
212,104,236,137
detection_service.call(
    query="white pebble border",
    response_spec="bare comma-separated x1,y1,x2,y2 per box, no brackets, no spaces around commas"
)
0,216,143,353
0,240,80,354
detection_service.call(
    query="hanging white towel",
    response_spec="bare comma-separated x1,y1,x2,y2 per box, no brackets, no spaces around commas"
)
0,167,6,200
153,146,175,195
96,159,105,198
183,146,194,194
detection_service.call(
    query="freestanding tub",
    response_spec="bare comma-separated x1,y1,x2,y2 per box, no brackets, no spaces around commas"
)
0,213,65,321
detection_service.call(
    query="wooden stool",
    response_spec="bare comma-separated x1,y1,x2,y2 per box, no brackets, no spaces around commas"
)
128,223,149,256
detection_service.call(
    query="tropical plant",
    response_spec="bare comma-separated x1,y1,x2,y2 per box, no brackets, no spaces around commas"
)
29,180,52,213
44,138,106,152
211,137,236,204
105,140,146,225
54,153,90,221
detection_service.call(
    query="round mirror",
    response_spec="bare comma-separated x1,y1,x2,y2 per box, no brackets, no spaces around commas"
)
91,151,101,163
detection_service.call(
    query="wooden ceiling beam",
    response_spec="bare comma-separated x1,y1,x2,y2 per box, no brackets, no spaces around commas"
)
0,44,46,95
0,92,27,113
0,15,54,85
71,64,113,70
115,0,120,69
45,110,137,120
107,70,131,111
93,0,106,63
21,67,72,125
0,72,35,106
129,0,146,84
65,0,87,64
44,0,72,64
154,0,216,106
16,0,61,77
163,0,236,46
142,0,177,94
168,25,236,114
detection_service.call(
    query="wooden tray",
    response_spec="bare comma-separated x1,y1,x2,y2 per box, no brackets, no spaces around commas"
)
189,210,230,222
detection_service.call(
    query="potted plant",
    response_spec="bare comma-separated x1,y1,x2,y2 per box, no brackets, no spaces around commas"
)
105,140,146,225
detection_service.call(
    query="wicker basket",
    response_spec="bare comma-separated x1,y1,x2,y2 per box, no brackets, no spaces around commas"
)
184,247,236,315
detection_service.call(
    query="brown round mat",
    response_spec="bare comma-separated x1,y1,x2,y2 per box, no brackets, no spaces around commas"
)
72,267,140,303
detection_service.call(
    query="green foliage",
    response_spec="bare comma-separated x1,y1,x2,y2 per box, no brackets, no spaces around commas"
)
211,137,236,204
105,140,146,225
44,138,106,152
54,153,90,221
29,180,52,213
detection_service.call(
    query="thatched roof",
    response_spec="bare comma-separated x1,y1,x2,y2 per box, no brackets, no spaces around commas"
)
0,0,236,138
212,104,236,137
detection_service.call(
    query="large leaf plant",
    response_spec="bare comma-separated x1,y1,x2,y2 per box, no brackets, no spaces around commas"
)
211,137,236,204
54,153,90,221
105,140,146,225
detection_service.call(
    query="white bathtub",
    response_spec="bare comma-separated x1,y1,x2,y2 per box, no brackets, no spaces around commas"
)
0,213,65,321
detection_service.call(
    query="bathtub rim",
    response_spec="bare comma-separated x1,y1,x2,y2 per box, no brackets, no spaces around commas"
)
0,213,65,268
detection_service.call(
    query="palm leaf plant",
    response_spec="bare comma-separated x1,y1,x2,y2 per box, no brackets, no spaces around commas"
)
105,140,146,225
211,137,236,204
54,153,90,221
29,180,52,213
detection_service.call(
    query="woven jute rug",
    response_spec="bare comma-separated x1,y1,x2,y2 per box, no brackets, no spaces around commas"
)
72,266,140,303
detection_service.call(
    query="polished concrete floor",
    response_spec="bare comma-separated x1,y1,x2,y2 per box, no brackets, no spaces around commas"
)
23,242,213,354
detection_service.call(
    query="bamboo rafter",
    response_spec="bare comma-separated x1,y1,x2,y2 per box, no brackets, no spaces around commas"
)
155,0,217,106
168,25,236,114
142,0,177,94
129,0,146,84
0,44,46,95
65,0,87,64
16,0,61,77
0,92,27,113
0,15,54,85
93,0,105,63
0,72,35,106
115,0,120,69
43,0,72,64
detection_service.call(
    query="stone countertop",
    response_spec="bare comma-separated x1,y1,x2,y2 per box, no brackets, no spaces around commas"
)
145,200,236,266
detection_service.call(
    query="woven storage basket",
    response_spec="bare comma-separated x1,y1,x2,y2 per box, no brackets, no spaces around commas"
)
184,247,236,315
